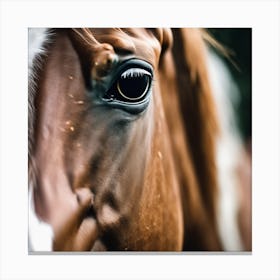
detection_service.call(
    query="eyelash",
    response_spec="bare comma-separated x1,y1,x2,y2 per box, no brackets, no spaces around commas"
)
120,68,151,79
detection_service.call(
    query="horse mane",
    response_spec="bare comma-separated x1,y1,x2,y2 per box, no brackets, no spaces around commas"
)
71,28,101,46
160,28,223,250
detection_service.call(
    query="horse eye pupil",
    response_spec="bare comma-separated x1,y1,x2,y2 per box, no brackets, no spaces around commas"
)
117,75,150,101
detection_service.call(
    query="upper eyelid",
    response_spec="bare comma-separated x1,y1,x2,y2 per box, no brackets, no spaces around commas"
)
120,68,152,79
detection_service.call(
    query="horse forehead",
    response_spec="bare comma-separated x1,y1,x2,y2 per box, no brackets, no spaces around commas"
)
88,28,165,66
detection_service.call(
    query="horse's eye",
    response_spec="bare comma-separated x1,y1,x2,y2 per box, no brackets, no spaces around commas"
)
117,68,152,101
105,68,152,103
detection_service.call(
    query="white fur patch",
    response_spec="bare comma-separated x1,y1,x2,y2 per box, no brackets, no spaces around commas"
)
207,49,243,251
28,188,54,252
28,28,48,69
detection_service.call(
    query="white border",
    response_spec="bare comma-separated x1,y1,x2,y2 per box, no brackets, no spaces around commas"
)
0,0,279,279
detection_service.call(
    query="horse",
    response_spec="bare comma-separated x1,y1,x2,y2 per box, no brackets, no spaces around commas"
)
28,28,247,251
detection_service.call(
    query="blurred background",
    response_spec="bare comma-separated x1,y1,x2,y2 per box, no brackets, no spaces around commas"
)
207,28,252,251
208,28,252,148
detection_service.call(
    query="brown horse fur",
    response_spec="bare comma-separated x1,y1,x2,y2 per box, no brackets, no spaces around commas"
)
29,28,225,251
159,29,222,250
